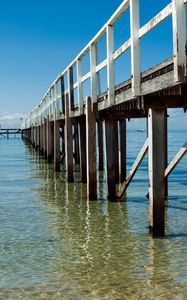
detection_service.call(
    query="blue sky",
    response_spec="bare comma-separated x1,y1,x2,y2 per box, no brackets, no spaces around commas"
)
0,0,186,129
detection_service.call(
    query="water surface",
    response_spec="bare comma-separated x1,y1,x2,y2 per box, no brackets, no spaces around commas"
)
0,131,187,299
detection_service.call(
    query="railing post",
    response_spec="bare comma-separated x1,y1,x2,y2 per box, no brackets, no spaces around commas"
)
130,0,141,96
106,25,115,106
77,59,83,114
90,43,97,104
60,76,65,115
172,0,186,83
68,67,74,115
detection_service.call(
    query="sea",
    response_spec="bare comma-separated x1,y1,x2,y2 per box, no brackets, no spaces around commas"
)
0,129,187,299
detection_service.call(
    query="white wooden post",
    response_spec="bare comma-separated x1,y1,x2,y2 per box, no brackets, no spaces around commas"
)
172,0,186,82
96,44,101,95
90,43,97,104
77,59,83,114
106,25,115,106
67,68,74,116
130,0,141,96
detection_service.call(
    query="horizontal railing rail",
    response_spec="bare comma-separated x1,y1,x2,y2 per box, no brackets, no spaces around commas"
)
22,0,187,130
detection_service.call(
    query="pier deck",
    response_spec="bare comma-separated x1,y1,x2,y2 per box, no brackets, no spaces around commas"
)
21,0,187,237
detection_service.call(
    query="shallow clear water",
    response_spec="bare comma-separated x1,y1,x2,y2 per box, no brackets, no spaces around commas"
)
0,131,187,299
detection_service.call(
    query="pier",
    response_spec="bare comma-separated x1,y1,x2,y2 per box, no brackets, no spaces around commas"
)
21,0,187,237
0,126,22,139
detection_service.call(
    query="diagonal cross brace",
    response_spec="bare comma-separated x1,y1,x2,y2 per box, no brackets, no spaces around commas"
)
165,141,187,177
118,138,148,198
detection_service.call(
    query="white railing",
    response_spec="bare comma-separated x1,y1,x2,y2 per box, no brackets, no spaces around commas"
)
22,0,187,129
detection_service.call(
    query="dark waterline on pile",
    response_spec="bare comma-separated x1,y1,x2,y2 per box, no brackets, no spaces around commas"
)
0,131,187,299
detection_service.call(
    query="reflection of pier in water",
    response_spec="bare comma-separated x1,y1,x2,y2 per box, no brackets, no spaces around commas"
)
24,145,180,299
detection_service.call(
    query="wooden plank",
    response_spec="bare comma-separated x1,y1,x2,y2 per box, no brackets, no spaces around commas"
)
107,25,115,106
78,119,87,182
81,72,91,83
148,109,166,237
104,118,116,199
118,138,148,198
143,95,187,109
165,141,187,177
139,3,172,39
65,94,74,181
96,59,107,73
113,38,131,60
86,97,97,199
119,119,126,183
172,0,186,82
130,0,140,96
108,0,129,25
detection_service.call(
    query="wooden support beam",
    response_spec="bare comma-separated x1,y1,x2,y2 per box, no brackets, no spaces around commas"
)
148,109,166,237
65,94,74,182
43,119,47,158
86,97,97,199
118,138,148,198
104,118,116,200
34,126,37,148
165,141,187,177
114,120,120,183
54,112,60,172
61,123,65,156
143,95,187,109
38,126,41,151
97,120,104,171
74,123,80,164
119,119,126,183
35,126,39,149
47,117,52,163
78,119,87,182
164,110,168,197
40,123,43,153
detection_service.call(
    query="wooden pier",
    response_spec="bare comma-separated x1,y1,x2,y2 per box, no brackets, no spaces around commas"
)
22,0,187,237
0,127,22,139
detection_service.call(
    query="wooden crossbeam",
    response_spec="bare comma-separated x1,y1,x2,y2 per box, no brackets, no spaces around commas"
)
165,141,187,177
118,138,148,198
